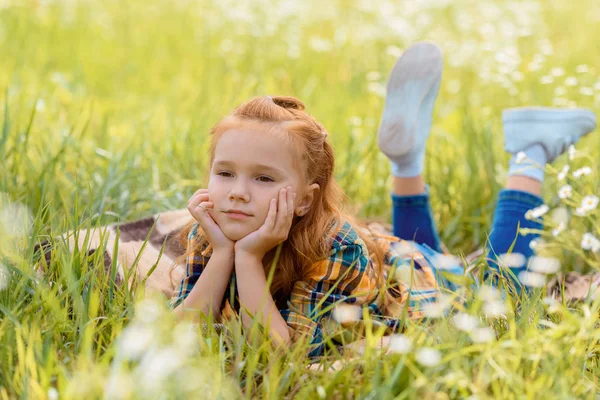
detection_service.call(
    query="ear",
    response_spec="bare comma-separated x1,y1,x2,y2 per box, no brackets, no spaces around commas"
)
295,183,320,217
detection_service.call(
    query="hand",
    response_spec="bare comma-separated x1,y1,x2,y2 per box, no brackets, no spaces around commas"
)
235,186,296,260
187,188,234,252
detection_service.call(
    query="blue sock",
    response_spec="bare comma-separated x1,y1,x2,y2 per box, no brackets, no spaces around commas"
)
507,144,547,182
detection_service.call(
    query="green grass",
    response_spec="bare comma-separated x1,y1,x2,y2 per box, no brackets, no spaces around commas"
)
1,0,599,398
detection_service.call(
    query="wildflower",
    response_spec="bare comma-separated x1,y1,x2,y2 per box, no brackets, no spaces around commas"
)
431,254,462,270
554,87,567,96
558,185,572,199
529,238,545,251
515,152,527,164
0,263,8,291
550,67,565,77
573,166,592,178
388,334,413,354
557,165,570,180
565,77,578,86
529,256,561,274
415,347,442,367
385,45,403,58
48,388,59,400
575,207,586,216
471,327,495,343
332,304,362,323
309,37,333,53
366,71,381,81
581,233,600,252
367,82,386,97
568,145,577,160
497,253,526,268
540,76,553,84
348,116,362,126
525,204,549,220
518,271,546,287
580,195,599,211
137,347,184,392
136,299,163,324
36,99,46,112
543,296,562,314
118,323,156,360
477,285,501,302
575,64,589,73
483,300,507,318
452,313,479,332
552,222,565,237
551,207,570,225
422,294,454,318
0,193,33,239
580,87,594,96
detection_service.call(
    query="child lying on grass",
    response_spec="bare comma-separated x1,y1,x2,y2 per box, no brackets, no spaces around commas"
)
39,42,599,358
169,41,598,356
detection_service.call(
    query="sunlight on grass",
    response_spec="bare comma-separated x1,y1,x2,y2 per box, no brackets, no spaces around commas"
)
1,0,600,398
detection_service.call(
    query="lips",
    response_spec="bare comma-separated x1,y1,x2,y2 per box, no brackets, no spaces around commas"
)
223,209,252,216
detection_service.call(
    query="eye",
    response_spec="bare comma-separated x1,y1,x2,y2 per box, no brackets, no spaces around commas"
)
217,171,233,177
257,175,274,182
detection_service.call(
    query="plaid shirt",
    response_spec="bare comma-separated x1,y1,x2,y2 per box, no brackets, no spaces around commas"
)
171,220,460,357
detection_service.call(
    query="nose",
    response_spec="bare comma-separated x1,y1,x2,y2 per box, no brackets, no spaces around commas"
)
228,178,250,202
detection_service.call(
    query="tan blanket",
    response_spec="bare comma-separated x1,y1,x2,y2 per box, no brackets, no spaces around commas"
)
36,210,600,302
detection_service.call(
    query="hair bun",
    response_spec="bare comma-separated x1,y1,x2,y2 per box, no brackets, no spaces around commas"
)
271,96,306,111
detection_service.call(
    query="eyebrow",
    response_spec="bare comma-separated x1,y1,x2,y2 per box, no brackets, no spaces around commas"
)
212,160,286,175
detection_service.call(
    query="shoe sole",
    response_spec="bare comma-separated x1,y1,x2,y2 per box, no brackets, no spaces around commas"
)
377,42,444,158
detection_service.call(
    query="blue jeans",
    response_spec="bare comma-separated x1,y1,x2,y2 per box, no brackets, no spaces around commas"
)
392,187,543,285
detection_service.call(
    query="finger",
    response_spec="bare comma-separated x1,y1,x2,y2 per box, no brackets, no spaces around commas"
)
287,188,295,217
188,192,209,207
264,198,277,230
189,202,219,227
274,188,287,228
188,188,209,203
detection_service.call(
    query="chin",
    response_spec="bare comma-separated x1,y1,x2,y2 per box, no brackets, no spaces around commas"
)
222,226,254,241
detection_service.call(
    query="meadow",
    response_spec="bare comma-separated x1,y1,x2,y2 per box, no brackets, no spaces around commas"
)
1,0,600,398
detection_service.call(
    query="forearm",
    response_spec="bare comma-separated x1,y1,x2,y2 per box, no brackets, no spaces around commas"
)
234,253,291,346
173,250,234,321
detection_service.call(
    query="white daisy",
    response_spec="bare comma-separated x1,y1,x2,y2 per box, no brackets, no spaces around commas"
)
515,152,527,164
471,327,496,343
387,334,413,354
431,254,462,270
525,204,549,220
573,166,592,178
415,348,442,367
332,304,362,323
528,256,561,274
483,300,507,318
529,238,545,251
580,195,599,211
557,165,570,180
575,207,586,217
452,313,479,332
552,222,565,237
518,271,546,288
581,233,600,252
565,76,579,86
497,253,526,268
558,185,572,199
568,145,577,161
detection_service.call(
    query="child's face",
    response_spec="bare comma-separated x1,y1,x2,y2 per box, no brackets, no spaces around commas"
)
207,127,304,241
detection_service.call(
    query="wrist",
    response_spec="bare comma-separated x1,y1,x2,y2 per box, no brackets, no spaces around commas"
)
234,249,264,265
211,247,235,263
